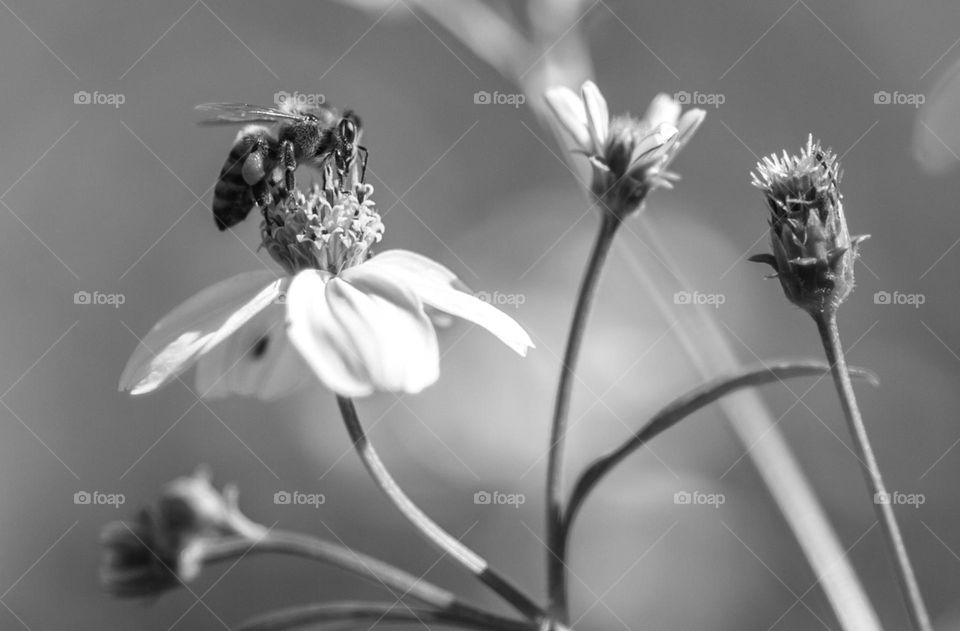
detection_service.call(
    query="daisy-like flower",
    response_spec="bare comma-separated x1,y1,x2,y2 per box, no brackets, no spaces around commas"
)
119,177,533,400
544,80,706,214
749,135,869,316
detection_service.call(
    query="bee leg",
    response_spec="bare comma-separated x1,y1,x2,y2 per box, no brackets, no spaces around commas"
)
251,179,273,208
281,140,297,193
357,145,369,183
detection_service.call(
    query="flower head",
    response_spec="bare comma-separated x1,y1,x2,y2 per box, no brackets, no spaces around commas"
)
100,468,258,598
261,173,384,275
749,135,869,315
544,81,705,214
120,182,533,400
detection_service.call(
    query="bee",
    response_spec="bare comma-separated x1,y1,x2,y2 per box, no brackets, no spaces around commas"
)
197,101,367,230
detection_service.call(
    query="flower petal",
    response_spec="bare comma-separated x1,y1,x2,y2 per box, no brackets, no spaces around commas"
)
644,93,682,128
628,122,678,168
581,80,609,153
676,108,706,147
325,275,440,394
285,270,374,397
353,250,534,356
194,303,311,401
119,271,282,395
544,86,592,153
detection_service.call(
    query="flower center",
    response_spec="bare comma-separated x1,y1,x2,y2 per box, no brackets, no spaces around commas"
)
604,115,655,178
260,180,384,275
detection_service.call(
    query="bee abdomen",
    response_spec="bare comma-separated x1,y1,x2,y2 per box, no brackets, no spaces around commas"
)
211,142,259,231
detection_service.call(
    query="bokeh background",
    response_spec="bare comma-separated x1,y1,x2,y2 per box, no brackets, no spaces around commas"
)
4,0,960,629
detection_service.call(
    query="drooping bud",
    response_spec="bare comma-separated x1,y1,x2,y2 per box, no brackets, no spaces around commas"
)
100,468,263,598
750,135,869,316
100,510,180,597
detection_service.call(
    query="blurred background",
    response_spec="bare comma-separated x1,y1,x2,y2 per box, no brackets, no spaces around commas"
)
3,0,960,629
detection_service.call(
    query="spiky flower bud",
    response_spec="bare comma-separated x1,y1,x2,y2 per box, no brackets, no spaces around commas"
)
749,135,869,316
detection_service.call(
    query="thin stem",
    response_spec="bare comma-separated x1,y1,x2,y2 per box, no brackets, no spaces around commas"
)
815,312,933,631
236,601,540,631
546,211,620,621
621,224,883,631
201,530,457,610
336,396,548,624
559,361,878,558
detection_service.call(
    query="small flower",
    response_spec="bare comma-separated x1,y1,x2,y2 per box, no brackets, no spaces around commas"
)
749,135,869,315
120,179,533,400
544,81,706,214
100,468,258,598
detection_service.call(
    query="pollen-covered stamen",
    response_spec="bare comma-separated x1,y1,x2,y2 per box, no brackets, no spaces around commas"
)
260,179,384,275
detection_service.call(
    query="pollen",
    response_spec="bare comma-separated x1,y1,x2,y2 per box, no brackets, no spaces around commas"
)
260,178,384,275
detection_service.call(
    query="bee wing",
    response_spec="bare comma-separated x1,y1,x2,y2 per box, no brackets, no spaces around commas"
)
196,103,306,126
915,58,960,174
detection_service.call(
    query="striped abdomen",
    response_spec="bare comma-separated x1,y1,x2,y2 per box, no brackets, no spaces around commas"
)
212,126,276,231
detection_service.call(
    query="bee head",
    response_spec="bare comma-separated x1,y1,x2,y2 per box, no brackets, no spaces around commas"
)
338,111,362,147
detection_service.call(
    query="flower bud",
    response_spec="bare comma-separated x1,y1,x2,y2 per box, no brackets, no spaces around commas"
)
100,510,180,597
100,468,262,598
749,136,869,315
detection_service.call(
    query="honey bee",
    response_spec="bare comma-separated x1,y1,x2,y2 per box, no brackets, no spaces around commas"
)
197,101,366,230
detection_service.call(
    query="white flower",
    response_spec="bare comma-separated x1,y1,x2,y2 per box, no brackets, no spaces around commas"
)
119,184,533,400
544,80,706,210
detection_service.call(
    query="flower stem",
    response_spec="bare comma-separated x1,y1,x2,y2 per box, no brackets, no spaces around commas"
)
236,601,540,631
336,396,548,624
546,210,620,621
814,312,933,631
621,224,882,631
560,361,878,556
201,530,459,610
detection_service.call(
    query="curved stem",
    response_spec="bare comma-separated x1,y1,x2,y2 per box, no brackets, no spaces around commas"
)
546,211,620,620
815,312,933,631
560,360,879,556
235,601,539,631
201,530,457,610
337,396,548,623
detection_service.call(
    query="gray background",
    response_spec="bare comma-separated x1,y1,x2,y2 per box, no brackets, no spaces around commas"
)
2,0,960,629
